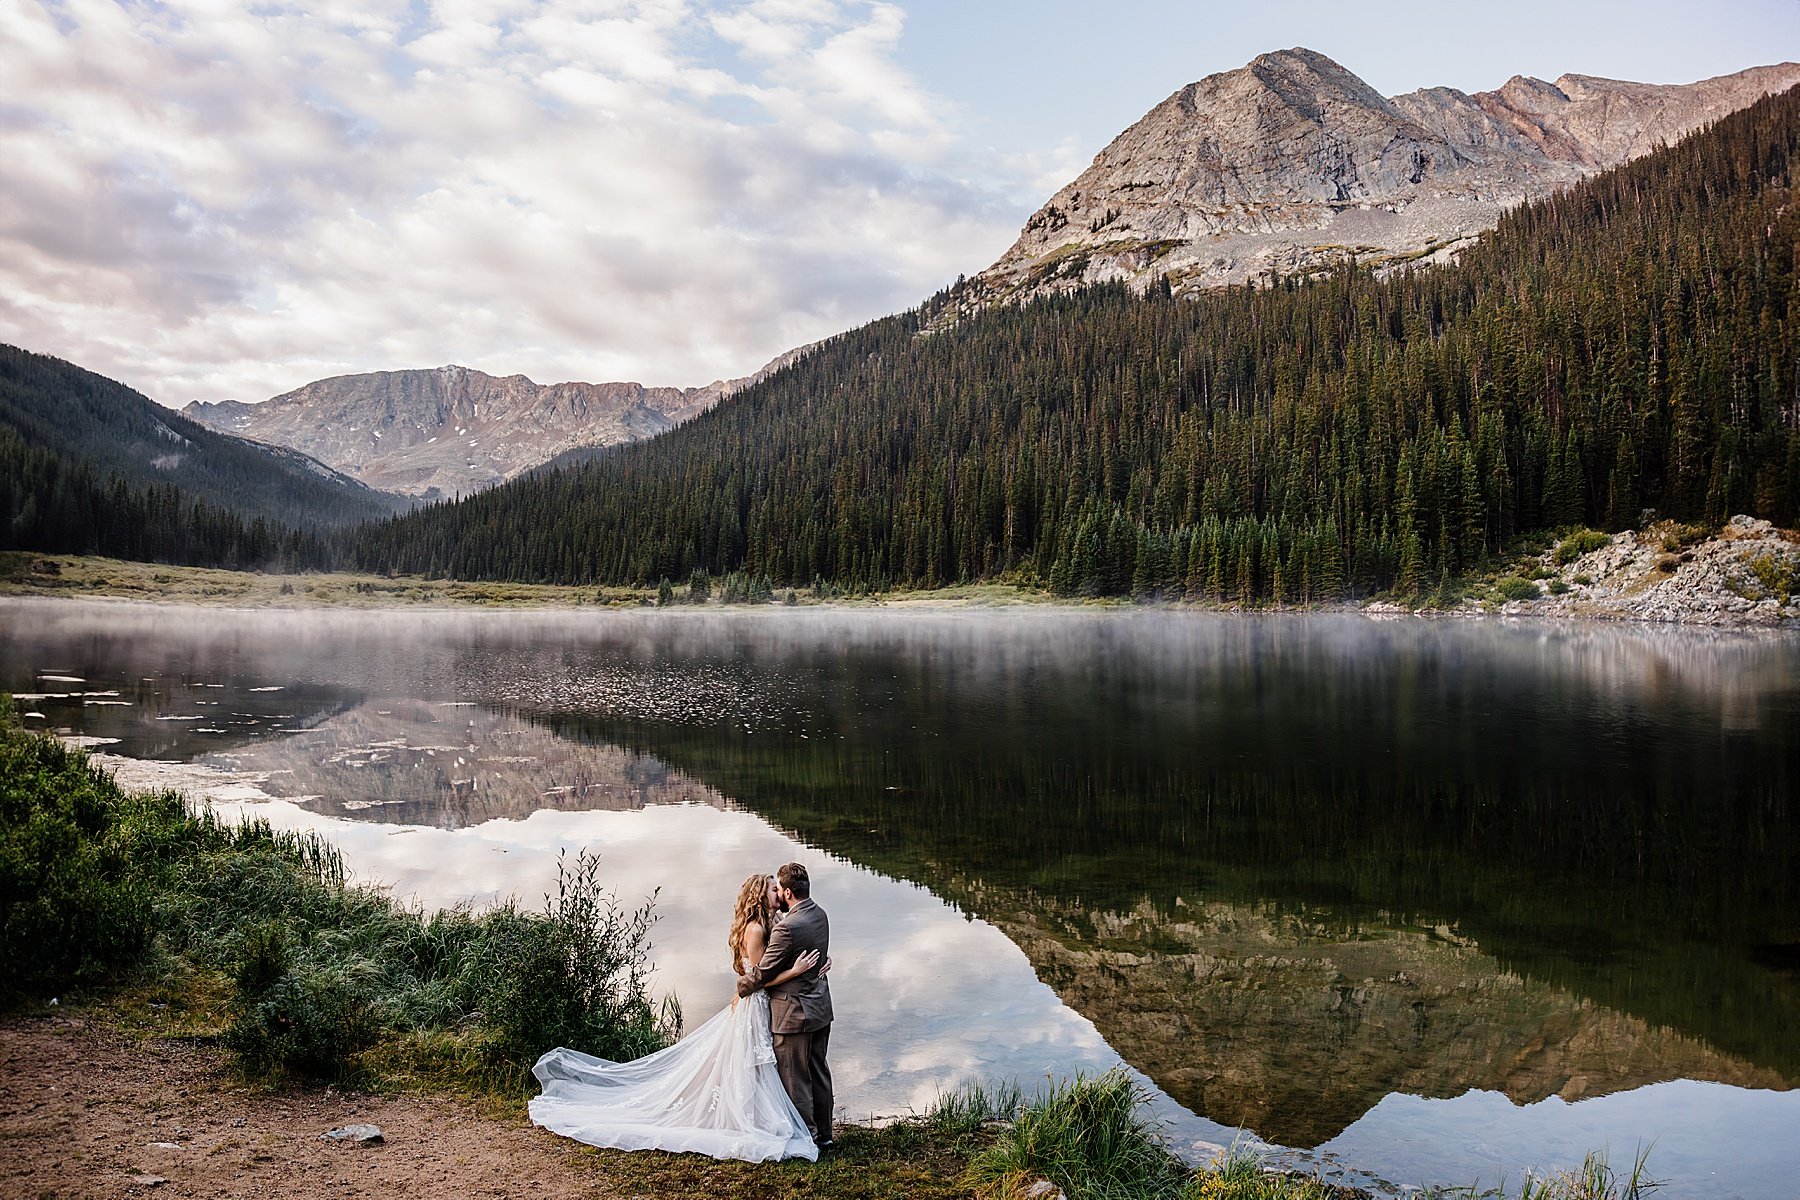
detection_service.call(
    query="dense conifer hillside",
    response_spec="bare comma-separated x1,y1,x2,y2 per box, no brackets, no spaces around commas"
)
0,428,340,570
353,86,1800,598
1,346,410,567
1,346,407,526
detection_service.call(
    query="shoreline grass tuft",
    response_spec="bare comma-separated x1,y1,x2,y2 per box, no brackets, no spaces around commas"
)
966,1070,1189,1200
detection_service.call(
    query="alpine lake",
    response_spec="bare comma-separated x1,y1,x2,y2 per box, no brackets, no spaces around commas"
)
4,597,1797,1197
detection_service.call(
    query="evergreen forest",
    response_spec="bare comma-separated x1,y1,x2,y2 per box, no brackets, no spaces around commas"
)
351,86,1800,600
0,429,336,571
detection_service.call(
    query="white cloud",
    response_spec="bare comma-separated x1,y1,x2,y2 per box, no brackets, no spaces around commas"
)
0,0,1037,406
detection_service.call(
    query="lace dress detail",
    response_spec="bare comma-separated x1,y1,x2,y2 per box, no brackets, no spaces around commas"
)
529,983,815,1162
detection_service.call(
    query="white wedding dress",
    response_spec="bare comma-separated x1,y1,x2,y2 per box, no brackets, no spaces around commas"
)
528,983,818,1162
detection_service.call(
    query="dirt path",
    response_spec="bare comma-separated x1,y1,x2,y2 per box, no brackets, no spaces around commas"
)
0,1015,608,1199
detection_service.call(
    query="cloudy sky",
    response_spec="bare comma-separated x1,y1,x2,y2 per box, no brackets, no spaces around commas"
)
2,0,1795,408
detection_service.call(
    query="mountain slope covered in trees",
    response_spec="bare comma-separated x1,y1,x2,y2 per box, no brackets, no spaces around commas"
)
1,346,409,531
345,86,1794,597
0,347,415,568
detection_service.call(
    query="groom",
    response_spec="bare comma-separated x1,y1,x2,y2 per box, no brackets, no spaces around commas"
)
737,862,834,1150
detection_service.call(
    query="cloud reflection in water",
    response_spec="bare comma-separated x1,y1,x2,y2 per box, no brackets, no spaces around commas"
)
209,794,1240,1148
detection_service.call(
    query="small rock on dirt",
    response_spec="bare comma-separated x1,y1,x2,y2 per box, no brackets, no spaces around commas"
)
322,1123,385,1144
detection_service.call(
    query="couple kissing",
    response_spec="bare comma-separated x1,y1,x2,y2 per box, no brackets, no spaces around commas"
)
529,862,834,1162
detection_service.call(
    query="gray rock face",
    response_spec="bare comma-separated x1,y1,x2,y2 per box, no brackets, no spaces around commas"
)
184,348,808,500
957,49,1800,311
1512,515,1800,626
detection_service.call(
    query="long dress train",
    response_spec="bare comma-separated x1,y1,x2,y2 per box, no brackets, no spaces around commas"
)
529,987,818,1162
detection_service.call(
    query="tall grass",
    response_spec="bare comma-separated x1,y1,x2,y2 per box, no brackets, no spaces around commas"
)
927,1077,1025,1136
1510,1147,1660,1200
0,704,677,1088
966,1070,1189,1200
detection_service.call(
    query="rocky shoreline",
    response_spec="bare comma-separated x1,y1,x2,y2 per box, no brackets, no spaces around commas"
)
1467,515,1799,627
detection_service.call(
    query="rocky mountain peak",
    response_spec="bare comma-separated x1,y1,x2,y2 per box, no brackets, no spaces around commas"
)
183,348,810,500
951,52,1800,315
1241,46,1400,116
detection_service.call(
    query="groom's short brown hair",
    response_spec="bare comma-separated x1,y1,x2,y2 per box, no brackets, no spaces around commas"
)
777,862,810,898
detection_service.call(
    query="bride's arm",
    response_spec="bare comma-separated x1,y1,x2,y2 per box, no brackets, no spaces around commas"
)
737,922,816,986
766,948,821,988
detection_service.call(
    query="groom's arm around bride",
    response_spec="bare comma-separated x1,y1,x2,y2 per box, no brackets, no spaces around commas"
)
737,863,834,1148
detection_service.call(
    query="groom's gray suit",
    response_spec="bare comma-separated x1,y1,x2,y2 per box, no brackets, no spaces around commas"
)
737,897,833,1143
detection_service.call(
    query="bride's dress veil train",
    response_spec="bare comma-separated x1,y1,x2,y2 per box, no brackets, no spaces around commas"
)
529,985,817,1162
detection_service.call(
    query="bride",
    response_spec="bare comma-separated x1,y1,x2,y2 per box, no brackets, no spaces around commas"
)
528,873,822,1162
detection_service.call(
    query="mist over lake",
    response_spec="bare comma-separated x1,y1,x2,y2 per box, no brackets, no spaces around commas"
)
6,597,1797,1197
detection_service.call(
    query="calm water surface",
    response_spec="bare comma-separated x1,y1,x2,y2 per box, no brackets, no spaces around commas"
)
4,598,1798,1197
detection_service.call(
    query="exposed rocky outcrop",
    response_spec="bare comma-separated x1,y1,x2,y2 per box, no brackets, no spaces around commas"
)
952,50,1800,314
1502,515,1800,625
183,347,810,500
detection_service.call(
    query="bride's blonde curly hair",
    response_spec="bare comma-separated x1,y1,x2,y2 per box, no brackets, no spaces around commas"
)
729,873,774,973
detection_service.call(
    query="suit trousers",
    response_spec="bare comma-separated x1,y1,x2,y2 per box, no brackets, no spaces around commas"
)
772,1024,833,1145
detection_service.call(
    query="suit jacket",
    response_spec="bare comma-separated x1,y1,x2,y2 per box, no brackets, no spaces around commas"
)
736,897,832,1033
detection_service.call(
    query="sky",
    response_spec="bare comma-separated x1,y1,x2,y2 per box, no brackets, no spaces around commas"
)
1,0,1795,409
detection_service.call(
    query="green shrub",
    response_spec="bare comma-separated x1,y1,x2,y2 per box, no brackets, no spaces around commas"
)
1554,529,1612,565
470,852,677,1064
1547,579,1571,595
966,1070,1187,1200
1496,576,1542,601
231,919,293,1000
1745,553,1799,601
0,706,154,999
1660,522,1713,552
227,954,382,1080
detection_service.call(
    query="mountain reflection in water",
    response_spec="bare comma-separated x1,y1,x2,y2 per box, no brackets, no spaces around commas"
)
3,599,1796,1196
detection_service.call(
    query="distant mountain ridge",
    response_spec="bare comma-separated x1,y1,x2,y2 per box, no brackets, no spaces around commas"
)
953,49,1800,313
0,344,406,531
184,347,810,500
